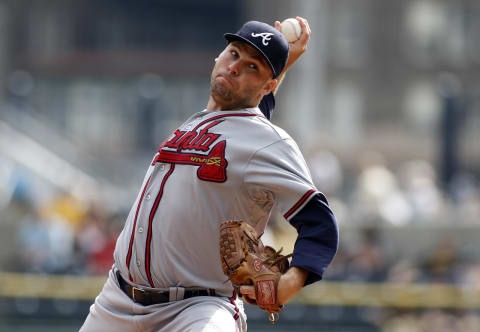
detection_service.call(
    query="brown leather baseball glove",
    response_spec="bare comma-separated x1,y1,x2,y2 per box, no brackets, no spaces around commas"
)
219,220,292,322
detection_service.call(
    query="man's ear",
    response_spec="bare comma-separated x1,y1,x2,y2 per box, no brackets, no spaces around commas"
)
263,78,278,95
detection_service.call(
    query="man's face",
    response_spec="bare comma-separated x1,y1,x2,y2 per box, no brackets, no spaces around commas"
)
210,41,276,110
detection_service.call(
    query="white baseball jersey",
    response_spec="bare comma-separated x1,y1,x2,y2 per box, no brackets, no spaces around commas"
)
113,106,319,296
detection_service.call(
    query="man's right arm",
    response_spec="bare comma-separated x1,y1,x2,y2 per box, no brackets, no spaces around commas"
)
258,17,311,120
273,16,311,95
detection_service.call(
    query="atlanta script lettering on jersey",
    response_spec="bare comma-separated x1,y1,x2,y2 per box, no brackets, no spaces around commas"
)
152,120,228,182
164,121,222,152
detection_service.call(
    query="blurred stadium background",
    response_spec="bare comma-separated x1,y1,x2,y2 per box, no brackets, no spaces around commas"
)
0,0,479,331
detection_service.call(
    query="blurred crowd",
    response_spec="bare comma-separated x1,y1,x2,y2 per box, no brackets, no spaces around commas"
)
320,225,480,331
3,192,123,276
307,149,479,227
309,150,479,331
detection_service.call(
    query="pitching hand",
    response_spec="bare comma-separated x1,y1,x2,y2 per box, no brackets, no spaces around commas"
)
275,16,311,70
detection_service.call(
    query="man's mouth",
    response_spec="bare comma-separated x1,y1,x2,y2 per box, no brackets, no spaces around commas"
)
216,74,234,88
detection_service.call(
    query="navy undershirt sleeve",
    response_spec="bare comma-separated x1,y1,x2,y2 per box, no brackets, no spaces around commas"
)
259,92,275,120
289,193,339,286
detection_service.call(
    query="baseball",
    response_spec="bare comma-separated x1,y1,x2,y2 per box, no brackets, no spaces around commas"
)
280,18,302,42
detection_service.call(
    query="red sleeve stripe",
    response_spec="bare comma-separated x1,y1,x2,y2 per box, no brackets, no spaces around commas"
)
283,189,316,219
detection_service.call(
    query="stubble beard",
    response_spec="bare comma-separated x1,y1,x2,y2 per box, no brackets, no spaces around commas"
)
211,78,233,102
210,78,253,110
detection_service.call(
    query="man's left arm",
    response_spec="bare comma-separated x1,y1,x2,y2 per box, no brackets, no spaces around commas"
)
277,193,339,304
240,138,338,305
239,193,338,304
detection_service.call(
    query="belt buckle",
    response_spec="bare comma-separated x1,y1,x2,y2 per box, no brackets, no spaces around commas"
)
131,286,146,302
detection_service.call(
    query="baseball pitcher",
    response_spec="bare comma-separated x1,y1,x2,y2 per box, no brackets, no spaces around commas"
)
80,17,338,332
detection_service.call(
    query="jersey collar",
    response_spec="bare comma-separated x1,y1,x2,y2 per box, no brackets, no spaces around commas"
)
200,107,265,118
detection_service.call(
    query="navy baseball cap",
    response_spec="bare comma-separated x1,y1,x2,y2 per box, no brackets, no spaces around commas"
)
224,21,289,78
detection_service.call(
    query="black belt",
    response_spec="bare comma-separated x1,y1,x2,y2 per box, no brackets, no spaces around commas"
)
116,271,213,306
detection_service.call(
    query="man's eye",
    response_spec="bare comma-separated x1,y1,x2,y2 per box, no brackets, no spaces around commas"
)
231,50,238,57
248,64,258,70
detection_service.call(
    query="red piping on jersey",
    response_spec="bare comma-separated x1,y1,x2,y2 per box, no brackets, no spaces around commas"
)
284,189,316,219
125,174,152,282
228,289,240,321
145,164,175,288
192,113,260,131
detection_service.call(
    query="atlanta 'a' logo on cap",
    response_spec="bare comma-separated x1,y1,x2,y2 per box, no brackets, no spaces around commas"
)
251,32,274,46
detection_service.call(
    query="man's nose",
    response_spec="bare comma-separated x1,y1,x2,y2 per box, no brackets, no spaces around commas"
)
227,61,240,76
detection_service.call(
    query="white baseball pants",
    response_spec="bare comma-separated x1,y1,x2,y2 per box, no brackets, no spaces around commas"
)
80,269,247,332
